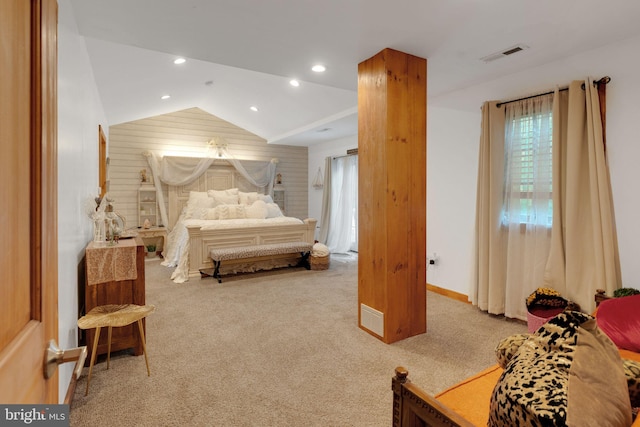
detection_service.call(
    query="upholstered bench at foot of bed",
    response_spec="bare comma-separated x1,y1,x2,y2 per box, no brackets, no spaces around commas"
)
207,242,313,283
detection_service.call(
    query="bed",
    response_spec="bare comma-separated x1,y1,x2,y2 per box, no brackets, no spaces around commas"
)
161,162,316,283
392,292,640,427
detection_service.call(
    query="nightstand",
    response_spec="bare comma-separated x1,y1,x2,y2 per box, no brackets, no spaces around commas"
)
136,226,168,257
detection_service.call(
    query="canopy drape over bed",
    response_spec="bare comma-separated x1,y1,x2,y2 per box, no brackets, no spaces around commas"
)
142,151,278,229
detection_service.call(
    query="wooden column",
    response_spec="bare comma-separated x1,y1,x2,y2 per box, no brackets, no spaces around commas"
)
358,48,426,344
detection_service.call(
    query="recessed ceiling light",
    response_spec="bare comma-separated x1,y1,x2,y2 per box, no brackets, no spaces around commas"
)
174,58,186,65
161,95,171,100
250,106,259,112
311,64,326,73
289,79,300,87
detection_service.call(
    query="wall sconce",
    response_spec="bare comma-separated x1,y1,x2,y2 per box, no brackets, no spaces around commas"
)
207,137,229,158
312,167,324,189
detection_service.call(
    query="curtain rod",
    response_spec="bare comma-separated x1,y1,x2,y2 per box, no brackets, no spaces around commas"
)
496,76,611,108
332,153,358,160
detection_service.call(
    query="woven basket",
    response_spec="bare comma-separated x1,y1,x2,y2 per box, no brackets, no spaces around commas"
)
310,255,330,271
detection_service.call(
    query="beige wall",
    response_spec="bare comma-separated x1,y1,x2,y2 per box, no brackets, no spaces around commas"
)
108,108,308,227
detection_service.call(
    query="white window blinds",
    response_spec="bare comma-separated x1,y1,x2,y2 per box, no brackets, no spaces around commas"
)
502,93,554,227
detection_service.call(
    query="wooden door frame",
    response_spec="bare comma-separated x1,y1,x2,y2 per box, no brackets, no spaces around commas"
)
99,124,107,197
36,0,59,402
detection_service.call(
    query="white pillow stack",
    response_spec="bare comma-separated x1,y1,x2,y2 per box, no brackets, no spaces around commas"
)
186,189,283,220
215,204,246,220
265,203,284,218
207,188,239,205
258,194,274,204
245,200,268,219
204,208,218,220
185,191,216,219
239,191,259,205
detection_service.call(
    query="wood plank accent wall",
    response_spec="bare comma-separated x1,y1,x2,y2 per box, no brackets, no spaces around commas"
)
108,108,309,227
358,48,427,344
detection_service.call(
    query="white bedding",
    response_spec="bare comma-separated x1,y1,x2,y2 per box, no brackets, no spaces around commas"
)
162,215,304,283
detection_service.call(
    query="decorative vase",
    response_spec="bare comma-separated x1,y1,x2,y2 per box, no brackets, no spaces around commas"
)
93,214,106,244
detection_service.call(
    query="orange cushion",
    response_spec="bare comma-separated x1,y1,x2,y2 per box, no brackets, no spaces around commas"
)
435,365,502,426
621,349,640,363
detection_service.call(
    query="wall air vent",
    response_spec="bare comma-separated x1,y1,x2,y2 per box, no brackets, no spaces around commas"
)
480,44,529,63
502,46,523,56
360,303,384,337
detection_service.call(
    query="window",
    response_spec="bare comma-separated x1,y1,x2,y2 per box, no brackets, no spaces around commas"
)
502,95,554,227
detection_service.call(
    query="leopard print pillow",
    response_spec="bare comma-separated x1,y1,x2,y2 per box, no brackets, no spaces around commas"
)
489,311,632,427
624,358,640,408
495,333,530,369
496,333,640,413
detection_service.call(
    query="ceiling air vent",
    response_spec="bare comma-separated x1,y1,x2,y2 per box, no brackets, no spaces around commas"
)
480,44,529,63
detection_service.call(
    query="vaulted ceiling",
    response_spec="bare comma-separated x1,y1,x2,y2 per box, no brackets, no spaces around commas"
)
70,0,640,146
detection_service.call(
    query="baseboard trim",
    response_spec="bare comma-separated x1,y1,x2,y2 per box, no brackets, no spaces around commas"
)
426,283,471,304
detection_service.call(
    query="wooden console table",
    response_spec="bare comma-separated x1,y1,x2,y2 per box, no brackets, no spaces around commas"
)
83,237,146,362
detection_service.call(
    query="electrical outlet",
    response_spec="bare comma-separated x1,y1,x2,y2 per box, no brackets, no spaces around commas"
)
428,252,438,266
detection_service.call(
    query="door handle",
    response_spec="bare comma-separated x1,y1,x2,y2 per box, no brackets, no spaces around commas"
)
44,340,87,380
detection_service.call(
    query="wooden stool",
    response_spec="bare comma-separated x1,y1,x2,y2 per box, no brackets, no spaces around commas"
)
78,304,155,395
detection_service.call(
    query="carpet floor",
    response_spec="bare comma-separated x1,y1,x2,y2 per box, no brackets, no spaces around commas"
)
70,254,526,426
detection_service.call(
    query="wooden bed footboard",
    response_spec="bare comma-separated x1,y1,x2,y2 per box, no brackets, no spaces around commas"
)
186,218,317,278
392,367,474,427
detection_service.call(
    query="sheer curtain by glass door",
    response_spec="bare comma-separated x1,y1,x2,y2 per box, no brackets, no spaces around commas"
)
325,155,358,253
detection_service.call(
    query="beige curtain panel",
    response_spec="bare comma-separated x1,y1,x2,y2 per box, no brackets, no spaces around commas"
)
542,80,620,312
471,101,507,315
471,79,619,318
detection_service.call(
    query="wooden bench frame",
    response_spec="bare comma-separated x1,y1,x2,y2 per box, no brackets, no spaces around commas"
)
206,242,313,283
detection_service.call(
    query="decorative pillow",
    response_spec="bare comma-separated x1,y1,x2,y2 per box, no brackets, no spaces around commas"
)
184,191,216,219
494,333,530,369
215,204,246,220
489,311,632,427
596,294,640,352
207,188,238,196
265,203,283,218
258,194,274,204
239,191,259,205
494,334,640,409
245,200,267,219
623,358,640,408
207,188,239,205
204,208,218,220
214,194,238,205
312,243,330,257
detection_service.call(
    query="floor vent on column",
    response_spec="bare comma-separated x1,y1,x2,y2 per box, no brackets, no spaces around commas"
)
360,304,384,337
